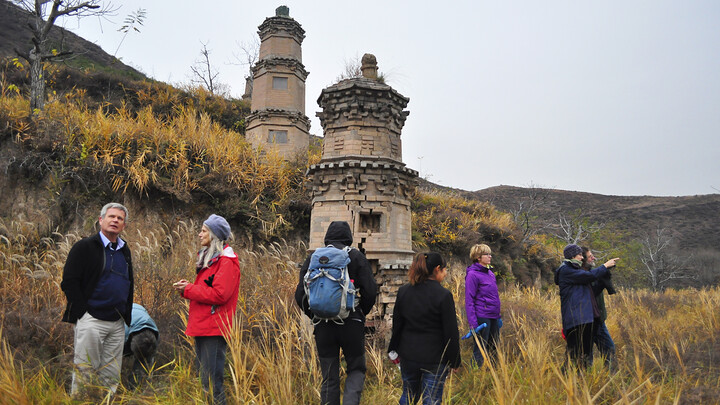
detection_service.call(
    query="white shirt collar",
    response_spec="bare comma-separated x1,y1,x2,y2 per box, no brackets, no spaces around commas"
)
99,232,125,250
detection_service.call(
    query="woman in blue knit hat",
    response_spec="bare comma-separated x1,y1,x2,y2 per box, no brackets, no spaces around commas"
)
554,244,618,368
174,214,240,404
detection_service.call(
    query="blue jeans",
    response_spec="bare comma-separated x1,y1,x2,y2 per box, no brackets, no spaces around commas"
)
195,336,227,405
399,359,449,405
471,317,500,367
593,321,615,367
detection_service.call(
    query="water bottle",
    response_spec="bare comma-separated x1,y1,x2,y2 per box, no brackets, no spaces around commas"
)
388,351,401,369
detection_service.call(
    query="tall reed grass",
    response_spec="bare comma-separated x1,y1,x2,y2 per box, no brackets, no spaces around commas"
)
1,218,718,403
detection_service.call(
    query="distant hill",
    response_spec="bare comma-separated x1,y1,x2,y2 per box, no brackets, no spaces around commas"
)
463,185,720,251
0,0,143,77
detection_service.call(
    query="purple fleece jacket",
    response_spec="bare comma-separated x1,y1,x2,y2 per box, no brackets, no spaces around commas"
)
465,262,501,328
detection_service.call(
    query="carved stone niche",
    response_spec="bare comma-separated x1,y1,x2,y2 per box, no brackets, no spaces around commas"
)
359,211,383,234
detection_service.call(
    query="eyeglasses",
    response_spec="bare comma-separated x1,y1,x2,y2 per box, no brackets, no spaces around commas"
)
482,253,492,256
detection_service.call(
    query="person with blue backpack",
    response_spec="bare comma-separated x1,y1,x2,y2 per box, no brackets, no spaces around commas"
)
294,221,378,405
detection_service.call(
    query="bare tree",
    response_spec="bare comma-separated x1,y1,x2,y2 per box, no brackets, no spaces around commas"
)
509,182,552,244
232,37,260,96
639,227,694,290
190,41,221,95
553,211,604,245
13,0,115,114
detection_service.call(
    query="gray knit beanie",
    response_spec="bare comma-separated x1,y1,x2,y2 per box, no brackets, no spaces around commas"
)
563,244,583,260
204,214,231,241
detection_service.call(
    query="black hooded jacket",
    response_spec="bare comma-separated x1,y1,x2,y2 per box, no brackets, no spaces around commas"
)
294,221,377,322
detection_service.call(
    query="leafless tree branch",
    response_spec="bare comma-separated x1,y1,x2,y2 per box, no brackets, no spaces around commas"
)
639,227,695,290
190,41,221,95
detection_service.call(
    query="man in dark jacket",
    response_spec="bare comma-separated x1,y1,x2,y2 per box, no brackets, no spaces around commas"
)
294,221,378,405
61,203,134,396
582,247,617,369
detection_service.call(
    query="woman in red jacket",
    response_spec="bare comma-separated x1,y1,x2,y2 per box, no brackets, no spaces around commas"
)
174,214,240,405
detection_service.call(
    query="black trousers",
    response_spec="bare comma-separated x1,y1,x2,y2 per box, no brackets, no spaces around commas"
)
565,322,596,368
314,319,367,405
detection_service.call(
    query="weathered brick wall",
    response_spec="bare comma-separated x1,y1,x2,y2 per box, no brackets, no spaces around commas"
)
308,68,418,322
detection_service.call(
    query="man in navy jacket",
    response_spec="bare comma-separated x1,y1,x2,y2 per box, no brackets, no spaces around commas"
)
61,203,134,396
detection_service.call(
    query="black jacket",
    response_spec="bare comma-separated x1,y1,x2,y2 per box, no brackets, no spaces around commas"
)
294,221,377,322
388,280,461,369
60,233,134,325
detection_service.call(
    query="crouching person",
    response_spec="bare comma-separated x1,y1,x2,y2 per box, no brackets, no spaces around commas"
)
124,303,159,388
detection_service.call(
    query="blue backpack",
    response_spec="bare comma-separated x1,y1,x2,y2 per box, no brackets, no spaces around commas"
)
303,245,359,324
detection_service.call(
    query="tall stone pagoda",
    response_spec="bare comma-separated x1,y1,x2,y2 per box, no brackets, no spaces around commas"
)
307,54,418,323
245,6,310,157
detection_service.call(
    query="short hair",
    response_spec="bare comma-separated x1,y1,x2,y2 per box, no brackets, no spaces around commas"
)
469,244,491,262
100,203,129,222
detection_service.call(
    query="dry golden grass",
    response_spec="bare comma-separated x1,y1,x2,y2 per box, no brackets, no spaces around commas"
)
0,81,311,241
1,221,719,404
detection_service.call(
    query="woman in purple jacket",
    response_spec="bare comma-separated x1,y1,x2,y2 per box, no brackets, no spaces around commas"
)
465,244,502,366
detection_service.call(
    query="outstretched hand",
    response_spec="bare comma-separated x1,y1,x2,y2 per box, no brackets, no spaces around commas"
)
604,258,620,268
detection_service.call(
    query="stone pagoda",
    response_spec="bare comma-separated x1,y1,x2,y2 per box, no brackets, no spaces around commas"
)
307,54,418,323
245,6,310,157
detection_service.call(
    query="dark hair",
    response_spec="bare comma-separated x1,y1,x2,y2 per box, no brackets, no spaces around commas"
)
581,246,591,270
408,252,446,285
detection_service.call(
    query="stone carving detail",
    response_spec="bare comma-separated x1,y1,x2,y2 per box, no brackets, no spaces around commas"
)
258,16,305,42
252,57,309,79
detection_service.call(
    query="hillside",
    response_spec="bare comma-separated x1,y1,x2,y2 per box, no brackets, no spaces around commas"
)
2,8,718,290
466,185,720,251
0,0,143,77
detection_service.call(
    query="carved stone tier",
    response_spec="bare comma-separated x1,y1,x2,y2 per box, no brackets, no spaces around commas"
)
252,57,309,80
307,158,416,248
258,16,306,44
317,78,410,161
317,78,409,131
246,109,311,129
246,109,311,154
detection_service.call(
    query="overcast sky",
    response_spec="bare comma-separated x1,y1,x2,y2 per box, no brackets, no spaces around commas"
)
63,0,720,197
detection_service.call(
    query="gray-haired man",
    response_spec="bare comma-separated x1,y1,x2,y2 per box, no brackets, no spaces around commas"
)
61,203,134,395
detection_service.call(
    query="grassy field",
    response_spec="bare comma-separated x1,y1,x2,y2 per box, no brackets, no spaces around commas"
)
1,219,719,404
